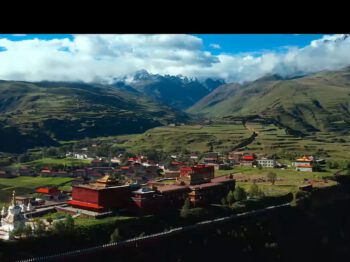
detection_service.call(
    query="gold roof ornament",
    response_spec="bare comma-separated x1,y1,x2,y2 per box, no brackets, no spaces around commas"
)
91,174,119,188
11,190,16,206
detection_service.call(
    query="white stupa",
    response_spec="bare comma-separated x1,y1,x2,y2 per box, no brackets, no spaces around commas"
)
0,191,26,240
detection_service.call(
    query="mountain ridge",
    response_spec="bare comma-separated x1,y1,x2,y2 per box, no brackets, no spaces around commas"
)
188,67,350,134
0,80,188,153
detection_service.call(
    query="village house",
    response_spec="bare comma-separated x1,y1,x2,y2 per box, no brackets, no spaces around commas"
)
240,154,256,167
17,166,35,177
35,187,63,201
228,151,244,165
162,161,186,178
202,152,220,165
256,158,276,168
190,153,199,161
177,164,215,185
0,169,16,178
294,156,313,172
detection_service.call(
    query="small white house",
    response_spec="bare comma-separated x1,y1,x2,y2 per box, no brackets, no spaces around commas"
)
256,158,276,168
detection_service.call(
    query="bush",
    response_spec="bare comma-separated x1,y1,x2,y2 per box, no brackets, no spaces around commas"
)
234,186,247,202
110,228,122,243
180,198,191,218
248,183,264,199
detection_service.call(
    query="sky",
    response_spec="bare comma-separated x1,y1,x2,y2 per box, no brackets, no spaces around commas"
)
0,34,349,83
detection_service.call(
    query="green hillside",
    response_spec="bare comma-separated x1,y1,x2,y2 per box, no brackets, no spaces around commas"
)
188,67,350,134
0,81,188,153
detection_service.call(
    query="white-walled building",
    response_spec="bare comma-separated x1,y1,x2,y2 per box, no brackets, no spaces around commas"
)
256,158,276,168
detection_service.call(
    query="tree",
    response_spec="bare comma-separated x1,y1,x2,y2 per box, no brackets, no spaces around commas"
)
267,171,277,185
226,190,235,206
23,224,33,238
64,215,74,232
249,183,259,197
33,219,46,237
249,183,265,199
110,228,122,243
180,198,191,218
52,215,74,235
12,223,25,238
233,186,247,202
257,164,263,170
313,162,322,172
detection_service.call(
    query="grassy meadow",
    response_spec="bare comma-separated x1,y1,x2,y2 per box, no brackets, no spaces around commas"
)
0,176,74,206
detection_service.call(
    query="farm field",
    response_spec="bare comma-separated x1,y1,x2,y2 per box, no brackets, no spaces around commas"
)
109,123,253,153
245,122,350,161
0,176,74,206
25,157,91,166
91,121,350,162
216,166,338,195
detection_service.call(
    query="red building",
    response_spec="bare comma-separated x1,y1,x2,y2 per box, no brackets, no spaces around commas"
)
240,154,256,166
35,187,62,201
131,187,165,213
178,164,214,185
67,175,132,212
133,167,235,211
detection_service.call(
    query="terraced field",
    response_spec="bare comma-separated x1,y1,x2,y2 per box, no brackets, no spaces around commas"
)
113,124,253,153
244,122,350,161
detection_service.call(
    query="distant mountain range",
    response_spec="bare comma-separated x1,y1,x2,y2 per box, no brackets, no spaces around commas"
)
0,81,188,153
112,70,225,110
188,66,350,134
2,62,350,153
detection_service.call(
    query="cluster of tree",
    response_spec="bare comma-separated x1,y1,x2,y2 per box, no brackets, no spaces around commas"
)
10,215,75,240
248,183,265,199
222,186,248,207
180,198,208,221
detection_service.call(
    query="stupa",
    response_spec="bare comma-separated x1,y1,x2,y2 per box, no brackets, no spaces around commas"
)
0,191,26,240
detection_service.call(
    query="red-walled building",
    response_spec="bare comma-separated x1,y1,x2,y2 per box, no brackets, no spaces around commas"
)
67,175,132,212
178,164,214,185
131,187,165,213
240,154,256,167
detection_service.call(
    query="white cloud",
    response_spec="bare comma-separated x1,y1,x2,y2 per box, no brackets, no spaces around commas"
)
12,34,27,37
209,43,221,49
0,34,349,84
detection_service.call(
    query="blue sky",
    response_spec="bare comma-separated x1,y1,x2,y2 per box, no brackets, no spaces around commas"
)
1,34,324,55
0,34,349,83
197,34,324,54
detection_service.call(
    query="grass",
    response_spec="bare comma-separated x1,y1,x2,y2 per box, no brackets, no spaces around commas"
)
216,166,338,196
105,123,252,153
0,176,74,206
25,157,91,166
74,215,135,227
